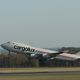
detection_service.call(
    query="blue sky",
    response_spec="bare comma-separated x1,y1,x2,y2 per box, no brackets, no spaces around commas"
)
0,0,80,48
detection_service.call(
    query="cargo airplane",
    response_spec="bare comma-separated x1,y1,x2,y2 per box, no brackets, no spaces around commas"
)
1,41,80,60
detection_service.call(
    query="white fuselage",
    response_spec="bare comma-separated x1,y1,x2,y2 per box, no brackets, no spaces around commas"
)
1,41,58,54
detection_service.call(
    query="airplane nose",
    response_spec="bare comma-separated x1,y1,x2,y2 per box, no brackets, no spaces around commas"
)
1,44,6,49
1,44,4,48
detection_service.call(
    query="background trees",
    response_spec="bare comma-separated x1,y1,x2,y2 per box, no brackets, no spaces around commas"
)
0,47,80,67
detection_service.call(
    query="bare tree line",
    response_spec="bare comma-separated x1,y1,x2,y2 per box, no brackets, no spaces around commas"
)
0,47,80,67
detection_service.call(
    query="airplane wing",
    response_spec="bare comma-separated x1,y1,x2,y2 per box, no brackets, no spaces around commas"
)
55,53,80,61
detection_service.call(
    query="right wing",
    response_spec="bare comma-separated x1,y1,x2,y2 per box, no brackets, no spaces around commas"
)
55,53,80,61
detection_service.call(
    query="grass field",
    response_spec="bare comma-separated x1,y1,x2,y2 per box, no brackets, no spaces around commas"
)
0,67,80,73
0,74,80,80
0,67,80,80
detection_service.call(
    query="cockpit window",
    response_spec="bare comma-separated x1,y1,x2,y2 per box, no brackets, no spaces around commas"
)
7,41,10,43
12,42,15,44
7,41,15,44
